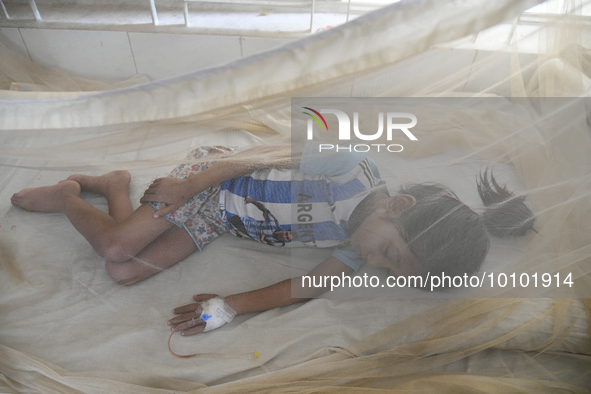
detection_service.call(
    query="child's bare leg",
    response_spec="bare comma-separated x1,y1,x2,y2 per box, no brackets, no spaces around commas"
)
12,179,174,262
68,170,132,223
106,226,198,284
11,180,81,213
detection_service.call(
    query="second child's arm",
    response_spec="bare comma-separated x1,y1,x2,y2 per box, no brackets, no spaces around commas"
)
140,145,294,218
168,256,353,335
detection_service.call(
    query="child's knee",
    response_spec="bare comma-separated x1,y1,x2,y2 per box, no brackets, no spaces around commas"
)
105,260,143,285
99,238,135,263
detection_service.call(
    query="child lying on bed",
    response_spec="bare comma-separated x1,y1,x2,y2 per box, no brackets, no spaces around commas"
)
11,143,534,336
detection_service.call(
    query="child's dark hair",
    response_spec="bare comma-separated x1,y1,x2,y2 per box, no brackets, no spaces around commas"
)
395,169,535,279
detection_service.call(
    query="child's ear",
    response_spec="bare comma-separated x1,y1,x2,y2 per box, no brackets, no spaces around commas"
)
383,195,416,218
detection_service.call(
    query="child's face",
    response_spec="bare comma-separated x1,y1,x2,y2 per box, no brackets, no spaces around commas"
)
275,230,292,242
349,199,418,276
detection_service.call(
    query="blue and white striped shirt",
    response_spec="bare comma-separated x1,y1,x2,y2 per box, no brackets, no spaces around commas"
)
219,145,382,271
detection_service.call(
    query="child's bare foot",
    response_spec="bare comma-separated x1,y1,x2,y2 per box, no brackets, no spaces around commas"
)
11,180,81,212
68,170,131,197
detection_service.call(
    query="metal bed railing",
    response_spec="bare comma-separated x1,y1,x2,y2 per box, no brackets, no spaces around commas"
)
0,0,373,32
1,0,584,37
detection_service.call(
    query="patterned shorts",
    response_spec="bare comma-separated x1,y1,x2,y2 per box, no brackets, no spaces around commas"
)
149,146,237,251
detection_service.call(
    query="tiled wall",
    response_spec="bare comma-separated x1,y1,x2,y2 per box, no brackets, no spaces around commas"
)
0,27,294,81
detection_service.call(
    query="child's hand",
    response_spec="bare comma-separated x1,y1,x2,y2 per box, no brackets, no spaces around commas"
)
140,177,195,218
168,294,218,336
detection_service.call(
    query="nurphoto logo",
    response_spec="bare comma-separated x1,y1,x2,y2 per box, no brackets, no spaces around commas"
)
302,107,417,153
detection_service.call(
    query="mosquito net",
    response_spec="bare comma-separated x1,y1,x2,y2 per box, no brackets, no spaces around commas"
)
1,0,590,393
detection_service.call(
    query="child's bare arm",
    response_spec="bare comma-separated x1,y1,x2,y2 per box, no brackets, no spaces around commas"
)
140,145,295,217
168,256,353,335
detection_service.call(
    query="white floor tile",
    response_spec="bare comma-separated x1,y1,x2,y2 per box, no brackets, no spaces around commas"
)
19,28,137,80
351,48,477,97
128,32,241,80
0,27,29,57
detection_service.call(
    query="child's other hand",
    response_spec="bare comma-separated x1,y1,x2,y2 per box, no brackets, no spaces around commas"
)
168,294,218,336
140,177,194,218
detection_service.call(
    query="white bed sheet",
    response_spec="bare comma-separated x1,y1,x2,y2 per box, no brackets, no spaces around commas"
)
1,128,589,392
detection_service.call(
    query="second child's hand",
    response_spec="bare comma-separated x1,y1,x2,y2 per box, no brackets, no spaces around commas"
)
140,177,195,218
141,145,294,219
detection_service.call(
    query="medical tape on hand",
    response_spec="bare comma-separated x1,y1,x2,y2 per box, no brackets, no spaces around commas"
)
199,297,237,332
